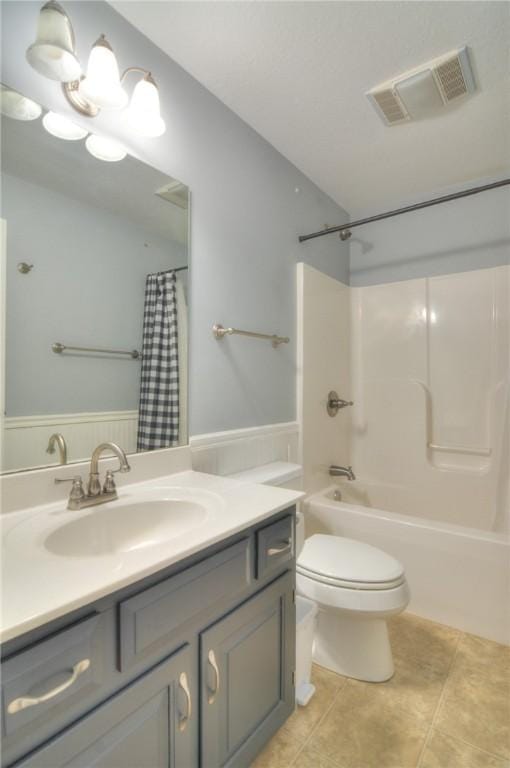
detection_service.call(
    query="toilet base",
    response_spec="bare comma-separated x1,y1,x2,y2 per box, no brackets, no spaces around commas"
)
313,608,395,682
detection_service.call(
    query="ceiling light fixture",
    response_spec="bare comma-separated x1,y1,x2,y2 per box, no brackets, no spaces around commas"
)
25,0,81,83
0,86,42,120
79,35,128,111
125,71,165,137
85,134,127,162
26,1,166,147
42,110,88,140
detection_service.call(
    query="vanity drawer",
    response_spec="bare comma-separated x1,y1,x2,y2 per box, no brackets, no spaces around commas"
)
257,514,294,579
1,613,107,739
119,537,252,671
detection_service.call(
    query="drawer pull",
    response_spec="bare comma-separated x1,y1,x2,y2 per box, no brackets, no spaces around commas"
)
7,659,90,714
267,538,292,556
207,649,220,704
178,672,192,732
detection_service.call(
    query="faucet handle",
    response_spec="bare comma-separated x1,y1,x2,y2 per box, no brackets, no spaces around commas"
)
54,476,85,503
103,470,117,494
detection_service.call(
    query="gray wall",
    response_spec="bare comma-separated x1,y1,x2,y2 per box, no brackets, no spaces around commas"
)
1,1,350,435
2,172,186,416
350,181,510,287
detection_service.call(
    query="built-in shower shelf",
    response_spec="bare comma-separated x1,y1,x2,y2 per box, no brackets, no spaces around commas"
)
428,443,492,457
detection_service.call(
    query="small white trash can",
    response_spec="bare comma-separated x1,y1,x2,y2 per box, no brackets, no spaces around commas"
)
295,595,318,706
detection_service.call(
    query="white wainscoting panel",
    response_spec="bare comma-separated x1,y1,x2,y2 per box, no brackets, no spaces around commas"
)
3,410,138,472
190,422,299,477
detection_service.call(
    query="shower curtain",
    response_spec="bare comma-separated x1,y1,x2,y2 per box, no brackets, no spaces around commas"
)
137,270,179,451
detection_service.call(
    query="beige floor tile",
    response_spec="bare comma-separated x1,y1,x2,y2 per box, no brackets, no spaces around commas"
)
456,633,510,673
251,727,305,768
292,744,344,768
282,664,347,742
346,653,447,725
420,728,510,768
308,680,429,768
388,613,461,674
435,635,510,759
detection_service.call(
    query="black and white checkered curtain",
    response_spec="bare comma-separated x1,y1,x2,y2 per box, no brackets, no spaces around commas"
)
137,271,179,451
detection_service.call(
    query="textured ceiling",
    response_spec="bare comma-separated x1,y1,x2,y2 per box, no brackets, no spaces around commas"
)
111,1,510,216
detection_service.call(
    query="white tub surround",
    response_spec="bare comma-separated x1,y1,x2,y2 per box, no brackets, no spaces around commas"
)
1,470,303,644
351,265,509,534
297,264,351,495
305,486,510,645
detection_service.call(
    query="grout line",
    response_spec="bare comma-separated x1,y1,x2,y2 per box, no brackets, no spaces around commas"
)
288,674,349,768
416,630,464,767
433,725,510,763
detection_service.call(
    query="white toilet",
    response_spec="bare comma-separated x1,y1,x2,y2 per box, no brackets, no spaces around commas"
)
296,524,409,682
229,462,409,683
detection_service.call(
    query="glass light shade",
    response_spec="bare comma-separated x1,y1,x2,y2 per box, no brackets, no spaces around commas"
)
79,36,128,110
42,111,88,140
126,76,166,137
26,1,81,82
0,88,42,121
85,134,127,162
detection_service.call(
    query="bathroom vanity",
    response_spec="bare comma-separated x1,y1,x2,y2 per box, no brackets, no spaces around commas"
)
0,470,299,768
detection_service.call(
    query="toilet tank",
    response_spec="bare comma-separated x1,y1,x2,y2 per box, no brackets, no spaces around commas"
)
227,461,305,554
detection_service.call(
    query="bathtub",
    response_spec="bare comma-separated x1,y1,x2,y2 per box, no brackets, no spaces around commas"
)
304,484,510,645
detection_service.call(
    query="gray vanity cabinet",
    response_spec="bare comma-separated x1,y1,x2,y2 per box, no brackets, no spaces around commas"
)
13,644,196,768
1,509,296,768
201,571,295,768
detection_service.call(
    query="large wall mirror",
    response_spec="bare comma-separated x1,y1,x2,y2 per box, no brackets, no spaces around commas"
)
0,85,189,474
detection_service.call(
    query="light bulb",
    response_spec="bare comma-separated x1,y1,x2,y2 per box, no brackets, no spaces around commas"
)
42,111,88,140
0,88,42,121
126,75,165,137
85,134,127,162
79,35,127,110
26,1,81,82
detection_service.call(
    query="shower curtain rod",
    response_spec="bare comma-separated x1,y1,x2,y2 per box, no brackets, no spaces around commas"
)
298,178,510,243
153,266,188,274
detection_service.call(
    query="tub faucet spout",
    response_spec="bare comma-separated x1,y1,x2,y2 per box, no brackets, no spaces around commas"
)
329,465,356,480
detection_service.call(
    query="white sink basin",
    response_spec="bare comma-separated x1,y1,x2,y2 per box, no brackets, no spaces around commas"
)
44,498,209,557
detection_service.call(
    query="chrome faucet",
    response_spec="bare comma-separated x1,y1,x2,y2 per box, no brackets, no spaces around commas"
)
55,442,131,510
329,465,356,480
46,433,67,465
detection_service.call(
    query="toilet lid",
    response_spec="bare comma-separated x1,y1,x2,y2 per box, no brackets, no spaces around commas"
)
297,534,405,585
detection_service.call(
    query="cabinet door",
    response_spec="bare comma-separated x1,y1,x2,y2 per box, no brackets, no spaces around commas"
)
201,571,295,768
14,644,197,768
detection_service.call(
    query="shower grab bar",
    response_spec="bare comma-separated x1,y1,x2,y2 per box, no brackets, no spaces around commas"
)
212,324,289,348
52,343,141,360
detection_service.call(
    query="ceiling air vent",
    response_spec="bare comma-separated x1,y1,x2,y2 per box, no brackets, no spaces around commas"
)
371,88,409,125
367,47,476,126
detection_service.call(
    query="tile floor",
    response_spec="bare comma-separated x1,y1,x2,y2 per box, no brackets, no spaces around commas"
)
251,612,510,768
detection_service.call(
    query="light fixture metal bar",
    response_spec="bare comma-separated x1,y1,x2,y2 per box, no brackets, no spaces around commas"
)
298,178,510,242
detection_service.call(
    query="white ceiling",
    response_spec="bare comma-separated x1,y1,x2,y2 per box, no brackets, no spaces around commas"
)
112,1,510,217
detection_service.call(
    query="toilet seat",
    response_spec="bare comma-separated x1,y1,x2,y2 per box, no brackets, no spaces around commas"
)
296,568,405,591
297,534,405,591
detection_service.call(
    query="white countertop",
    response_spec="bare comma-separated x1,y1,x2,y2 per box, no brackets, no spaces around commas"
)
0,470,303,644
